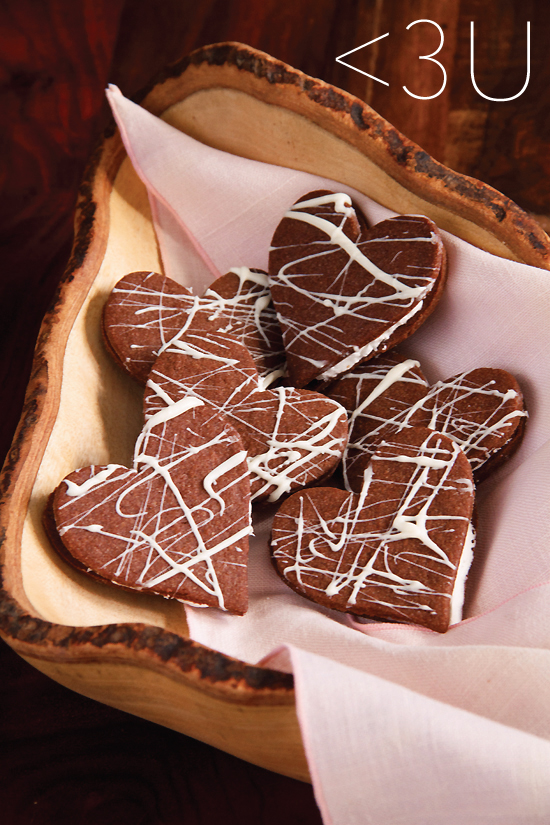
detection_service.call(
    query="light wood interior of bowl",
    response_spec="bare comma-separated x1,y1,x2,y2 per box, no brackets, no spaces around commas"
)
20,157,188,635
161,86,521,263
17,78,539,640
5,47,549,787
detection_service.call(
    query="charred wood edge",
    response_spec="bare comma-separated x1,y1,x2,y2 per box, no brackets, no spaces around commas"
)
0,95,293,703
0,585,293,701
2,39,546,704
136,41,550,266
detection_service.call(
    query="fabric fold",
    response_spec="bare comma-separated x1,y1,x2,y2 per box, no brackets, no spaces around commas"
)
107,84,550,825
277,644,550,825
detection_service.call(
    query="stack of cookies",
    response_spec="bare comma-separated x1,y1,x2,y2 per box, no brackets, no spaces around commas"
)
45,190,527,632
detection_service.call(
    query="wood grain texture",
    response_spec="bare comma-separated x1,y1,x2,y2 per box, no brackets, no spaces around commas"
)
4,37,550,820
1,2,549,822
2,0,549,467
0,0,125,465
0,641,321,825
108,0,550,218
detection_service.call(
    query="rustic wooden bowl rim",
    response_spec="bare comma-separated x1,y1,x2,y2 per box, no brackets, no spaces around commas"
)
1,40,549,715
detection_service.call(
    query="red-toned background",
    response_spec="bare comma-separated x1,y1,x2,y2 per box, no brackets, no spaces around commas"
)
1,2,548,822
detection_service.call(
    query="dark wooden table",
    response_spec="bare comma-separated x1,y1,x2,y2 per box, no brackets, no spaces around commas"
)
1,2,548,822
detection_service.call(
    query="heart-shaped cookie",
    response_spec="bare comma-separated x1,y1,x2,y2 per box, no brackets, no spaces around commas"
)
46,398,251,613
202,267,286,386
271,427,475,632
143,331,348,503
324,350,429,488
102,270,209,383
326,355,527,491
268,190,446,387
103,268,286,385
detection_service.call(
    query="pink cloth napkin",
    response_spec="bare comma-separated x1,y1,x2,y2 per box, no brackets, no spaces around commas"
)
108,84,550,825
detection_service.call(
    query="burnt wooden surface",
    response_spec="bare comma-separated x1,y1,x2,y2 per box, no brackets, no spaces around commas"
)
1,1,548,822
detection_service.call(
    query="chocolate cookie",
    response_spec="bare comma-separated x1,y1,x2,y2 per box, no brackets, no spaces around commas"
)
102,270,213,383
46,398,251,613
271,427,475,632
324,350,429,489
143,330,348,503
268,190,447,387
329,360,527,492
203,267,286,387
103,269,286,386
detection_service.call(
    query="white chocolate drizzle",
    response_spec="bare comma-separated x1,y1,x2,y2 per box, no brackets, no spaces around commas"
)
64,464,124,498
245,387,348,502
202,267,286,383
449,523,475,625
268,193,443,384
288,195,430,299
341,365,527,490
348,358,423,430
55,402,252,611
105,272,203,379
105,269,286,384
144,335,348,503
272,429,474,630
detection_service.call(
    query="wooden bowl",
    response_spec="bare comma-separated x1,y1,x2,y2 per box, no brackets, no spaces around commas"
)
1,42,549,783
